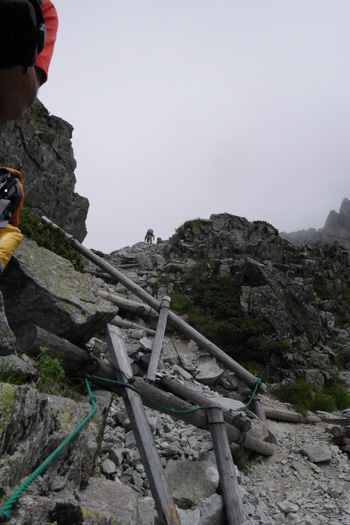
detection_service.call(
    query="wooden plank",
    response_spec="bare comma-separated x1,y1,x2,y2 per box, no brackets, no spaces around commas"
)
40,217,266,394
206,405,245,524
147,296,171,381
105,324,180,525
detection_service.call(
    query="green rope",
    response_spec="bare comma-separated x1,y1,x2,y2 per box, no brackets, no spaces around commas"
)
87,374,205,414
87,374,262,415
0,378,97,523
223,377,262,414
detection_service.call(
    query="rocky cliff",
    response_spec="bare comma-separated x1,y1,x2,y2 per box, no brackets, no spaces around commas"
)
281,198,350,250
1,100,350,523
1,211,350,523
0,99,89,241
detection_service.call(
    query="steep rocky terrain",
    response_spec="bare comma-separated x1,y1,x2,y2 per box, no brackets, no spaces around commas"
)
1,103,350,524
1,213,350,524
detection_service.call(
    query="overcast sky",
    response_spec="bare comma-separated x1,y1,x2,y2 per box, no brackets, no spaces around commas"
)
39,0,350,253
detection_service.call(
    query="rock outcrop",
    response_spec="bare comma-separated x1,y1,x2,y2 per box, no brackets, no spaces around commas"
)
1,238,118,345
0,99,89,241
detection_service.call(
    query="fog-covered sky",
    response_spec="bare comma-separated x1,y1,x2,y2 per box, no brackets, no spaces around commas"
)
39,0,350,253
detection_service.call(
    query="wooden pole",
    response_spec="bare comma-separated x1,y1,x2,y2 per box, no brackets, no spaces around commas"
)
252,396,267,424
206,405,245,524
15,324,120,387
159,375,251,434
147,296,171,381
98,289,159,319
262,406,321,424
16,325,274,456
132,377,274,457
41,217,266,394
110,317,156,335
105,324,181,525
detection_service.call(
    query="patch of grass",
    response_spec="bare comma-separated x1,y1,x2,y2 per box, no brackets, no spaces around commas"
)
253,220,279,236
335,347,350,369
170,293,190,314
172,218,204,242
271,379,350,416
0,359,29,385
19,208,84,271
35,347,83,400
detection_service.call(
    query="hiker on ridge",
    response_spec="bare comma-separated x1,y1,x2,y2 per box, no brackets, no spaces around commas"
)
144,229,155,244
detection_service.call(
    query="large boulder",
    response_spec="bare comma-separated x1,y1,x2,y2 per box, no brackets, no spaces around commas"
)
0,238,118,345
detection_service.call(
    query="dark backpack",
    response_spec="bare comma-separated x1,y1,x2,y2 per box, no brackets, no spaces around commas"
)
0,0,46,71
0,167,24,228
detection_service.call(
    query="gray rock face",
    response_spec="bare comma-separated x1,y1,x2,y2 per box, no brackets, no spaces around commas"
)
0,99,88,241
0,238,118,344
0,292,16,355
164,459,220,509
0,385,111,493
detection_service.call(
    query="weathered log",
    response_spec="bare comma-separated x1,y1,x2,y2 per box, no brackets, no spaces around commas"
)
147,296,171,381
132,377,274,456
82,269,119,283
41,217,266,395
105,324,180,525
159,375,251,434
110,317,156,335
15,324,122,392
16,325,272,455
263,406,321,424
319,416,350,426
98,289,159,319
329,425,347,438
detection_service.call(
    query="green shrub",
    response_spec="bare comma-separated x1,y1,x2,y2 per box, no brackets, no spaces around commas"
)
271,379,350,416
172,218,203,242
170,294,190,313
34,347,84,400
0,359,29,385
253,220,279,235
35,346,65,395
181,261,272,362
19,208,84,271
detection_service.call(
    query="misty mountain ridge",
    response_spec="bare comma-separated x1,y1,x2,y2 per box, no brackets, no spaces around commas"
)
281,197,350,250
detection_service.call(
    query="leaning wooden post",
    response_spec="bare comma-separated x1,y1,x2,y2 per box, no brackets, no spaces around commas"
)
105,324,181,525
41,217,266,394
206,404,245,525
147,296,171,381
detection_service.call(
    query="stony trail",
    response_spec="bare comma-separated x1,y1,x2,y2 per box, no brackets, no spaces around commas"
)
240,393,350,524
